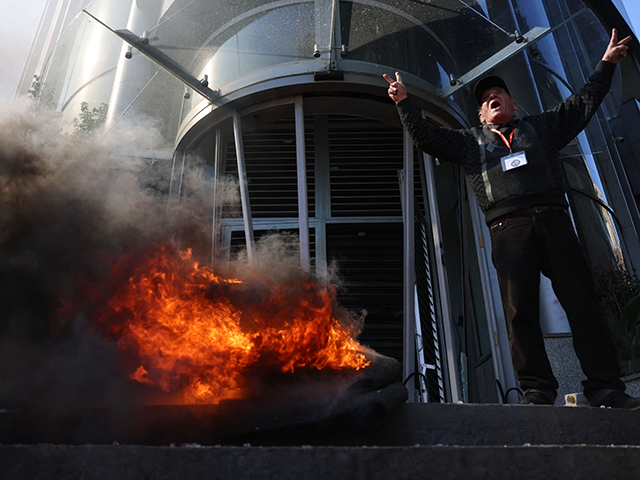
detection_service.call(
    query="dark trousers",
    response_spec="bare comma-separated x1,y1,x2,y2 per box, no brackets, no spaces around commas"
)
489,209,624,399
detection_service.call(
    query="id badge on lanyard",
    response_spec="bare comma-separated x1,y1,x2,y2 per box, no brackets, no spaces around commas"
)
490,124,528,172
501,151,528,171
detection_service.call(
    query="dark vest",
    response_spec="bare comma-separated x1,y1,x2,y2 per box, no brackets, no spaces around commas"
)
470,119,567,224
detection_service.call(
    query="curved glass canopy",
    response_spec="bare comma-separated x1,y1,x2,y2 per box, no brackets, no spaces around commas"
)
39,0,621,146
80,0,616,94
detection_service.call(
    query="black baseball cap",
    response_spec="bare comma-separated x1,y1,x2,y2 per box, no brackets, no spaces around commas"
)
474,75,511,106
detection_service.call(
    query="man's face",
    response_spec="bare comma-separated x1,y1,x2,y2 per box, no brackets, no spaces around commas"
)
478,87,517,126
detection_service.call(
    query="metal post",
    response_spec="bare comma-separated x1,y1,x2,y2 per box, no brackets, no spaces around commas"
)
211,129,223,266
414,286,431,403
402,130,416,401
295,97,311,273
167,150,186,210
232,111,255,261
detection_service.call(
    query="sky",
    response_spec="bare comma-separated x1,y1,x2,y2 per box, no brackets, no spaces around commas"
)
620,0,640,36
0,0,639,101
0,0,48,100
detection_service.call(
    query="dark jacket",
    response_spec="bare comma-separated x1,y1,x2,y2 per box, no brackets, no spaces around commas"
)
396,61,616,225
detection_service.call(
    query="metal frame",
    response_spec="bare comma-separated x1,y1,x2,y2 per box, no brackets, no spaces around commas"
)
211,129,224,264
463,178,518,404
401,131,416,400
439,8,587,98
295,96,311,272
232,111,255,261
83,9,221,104
421,153,461,404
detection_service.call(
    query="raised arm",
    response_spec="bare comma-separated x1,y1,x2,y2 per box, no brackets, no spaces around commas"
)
538,28,633,149
383,71,469,163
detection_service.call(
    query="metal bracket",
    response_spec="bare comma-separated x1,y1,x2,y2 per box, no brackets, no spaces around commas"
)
439,8,587,99
83,9,220,104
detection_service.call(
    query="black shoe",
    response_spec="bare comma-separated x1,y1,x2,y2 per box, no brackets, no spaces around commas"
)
593,390,640,410
517,391,554,405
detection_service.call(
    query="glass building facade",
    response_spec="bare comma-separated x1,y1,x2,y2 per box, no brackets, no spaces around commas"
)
31,0,640,404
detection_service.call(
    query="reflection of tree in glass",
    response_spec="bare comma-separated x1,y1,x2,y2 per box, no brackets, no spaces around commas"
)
595,267,640,375
28,75,56,112
72,102,109,139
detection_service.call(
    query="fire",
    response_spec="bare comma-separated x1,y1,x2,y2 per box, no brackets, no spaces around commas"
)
92,246,370,404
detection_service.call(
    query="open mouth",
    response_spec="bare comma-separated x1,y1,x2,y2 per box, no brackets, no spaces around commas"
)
489,99,501,110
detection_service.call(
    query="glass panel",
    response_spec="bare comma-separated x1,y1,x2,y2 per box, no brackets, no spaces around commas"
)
106,54,193,149
84,0,315,89
37,6,195,148
429,159,496,402
492,2,622,119
337,0,584,80
562,149,623,271
38,16,121,122
338,0,621,110
197,3,315,89
339,1,455,90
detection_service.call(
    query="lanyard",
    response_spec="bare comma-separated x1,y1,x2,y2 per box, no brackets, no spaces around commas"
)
489,124,515,153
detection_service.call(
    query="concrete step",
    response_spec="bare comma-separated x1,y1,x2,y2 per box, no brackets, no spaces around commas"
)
2,443,640,479
3,403,640,479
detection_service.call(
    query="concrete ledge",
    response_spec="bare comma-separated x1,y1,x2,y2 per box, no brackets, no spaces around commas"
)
2,444,640,480
373,403,640,447
3,402,640,447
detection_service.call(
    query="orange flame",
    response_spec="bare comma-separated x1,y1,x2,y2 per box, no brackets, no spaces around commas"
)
94,247,369,404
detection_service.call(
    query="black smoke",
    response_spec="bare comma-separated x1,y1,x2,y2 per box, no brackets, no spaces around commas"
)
0,100,368,413
0,100,221,411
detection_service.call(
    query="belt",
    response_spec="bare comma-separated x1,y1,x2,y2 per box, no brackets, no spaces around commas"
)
490,204,567,229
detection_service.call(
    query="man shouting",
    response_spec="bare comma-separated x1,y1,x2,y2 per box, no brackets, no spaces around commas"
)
384,29,639,408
